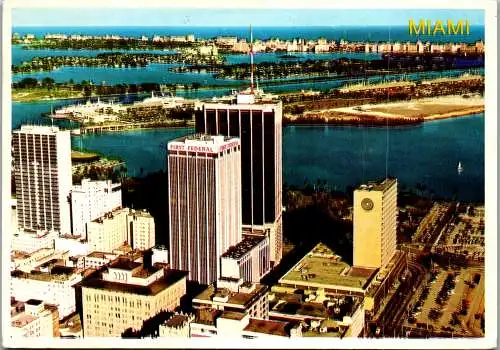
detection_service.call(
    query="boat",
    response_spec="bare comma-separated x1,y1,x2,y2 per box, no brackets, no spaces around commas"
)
457,161,464,174
134,91,185,108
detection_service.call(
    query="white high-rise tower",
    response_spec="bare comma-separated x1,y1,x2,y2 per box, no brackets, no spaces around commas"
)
12,125,72,234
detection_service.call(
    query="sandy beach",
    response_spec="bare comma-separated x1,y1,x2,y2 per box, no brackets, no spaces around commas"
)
285,94,484,125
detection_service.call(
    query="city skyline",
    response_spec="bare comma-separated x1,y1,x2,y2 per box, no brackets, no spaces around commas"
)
4,2,495,346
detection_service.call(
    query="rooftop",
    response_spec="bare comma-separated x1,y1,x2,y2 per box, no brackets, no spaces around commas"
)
15,125,62,134
86,251,116,259
221,236,266,260
193,283,268,307
78,268,187,296
279,243,377,290
165,314,190,328
11,266,80,282
109,258,141,271
220,311,246,321
356,178,397,193
243,318,291,337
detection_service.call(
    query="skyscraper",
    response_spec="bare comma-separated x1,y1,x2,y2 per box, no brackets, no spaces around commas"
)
168,134,241,285
12,126,72,234
353,178,398,269
195,91,283,265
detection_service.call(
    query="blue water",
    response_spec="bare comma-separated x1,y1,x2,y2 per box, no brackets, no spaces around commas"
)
63,114,484,202
224,52,382,65
11,45,177,65
11,99,485,202
13,26,485,43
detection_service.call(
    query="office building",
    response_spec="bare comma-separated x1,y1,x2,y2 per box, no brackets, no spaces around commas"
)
353,178,398,269
12,125,72,234
11,266,83,320
70,178,122,236
220,236,270,283
190,279,269,337
10,299,59,338
168,135,241,285
195,91,283,265
11,229,57,254
127,209,155,251
78,254,187,337
87,207,129,253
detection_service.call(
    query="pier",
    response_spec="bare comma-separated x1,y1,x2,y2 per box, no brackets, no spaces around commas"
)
81,120,194,134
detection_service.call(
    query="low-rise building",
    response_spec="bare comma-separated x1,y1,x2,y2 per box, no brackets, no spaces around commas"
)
11,229,57,254
11,248,69,273
159,313,195,338
127,209,155,251
10,299,59,338
78,253,187,337
55,234,89,257
221,236,270,283
190,279,269,337
11,266,83,320
83,251,119,270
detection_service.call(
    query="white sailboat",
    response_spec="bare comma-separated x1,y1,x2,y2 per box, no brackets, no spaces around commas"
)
457,161,464,174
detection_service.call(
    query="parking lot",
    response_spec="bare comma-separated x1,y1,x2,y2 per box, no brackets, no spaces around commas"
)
406,267,483,336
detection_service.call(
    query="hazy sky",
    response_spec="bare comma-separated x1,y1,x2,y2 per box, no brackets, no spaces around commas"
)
12,8,484,27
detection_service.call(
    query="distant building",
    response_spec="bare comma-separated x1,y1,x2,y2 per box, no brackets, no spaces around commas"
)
190,279,269,337
70,178,122,237
11,248,69,273
127,209,155,251
353,178,397,269
277,242,406,316
11,229,57,254
152,245,169,265
83,251,119,270
55,234,89,257
220,236,270,283
12,126,72,234
87,207,129,253
168,134,242,285
159,313,195,338
78,254,187,337
10,299,59,338
196,91,283,266
11,266,83,319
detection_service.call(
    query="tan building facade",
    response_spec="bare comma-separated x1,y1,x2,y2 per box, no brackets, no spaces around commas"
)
79,256,187,337
353,178,397,269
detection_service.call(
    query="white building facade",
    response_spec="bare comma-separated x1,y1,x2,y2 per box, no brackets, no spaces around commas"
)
168,135,242,285
70,178,122,237
12,126,72,234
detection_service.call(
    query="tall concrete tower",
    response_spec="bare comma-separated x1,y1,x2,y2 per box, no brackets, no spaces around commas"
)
12,125,72,234
168,134,242,285
353,178,397,269
195,92,283,266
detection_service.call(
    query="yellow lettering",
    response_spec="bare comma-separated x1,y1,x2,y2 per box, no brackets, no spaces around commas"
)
433,20,446,35
427,20,432,35
466,20,470,34
447,19,464,35
409,19,426,35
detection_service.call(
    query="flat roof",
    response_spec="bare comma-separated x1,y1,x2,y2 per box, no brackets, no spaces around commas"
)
11,266,79,282
165,314,190,328
109,258,141,271
279,243,377,290
356,177,397,192
78,269,187,296
193,283,268,307
243,318,291,337
221,236,265,260
220,311,246,321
